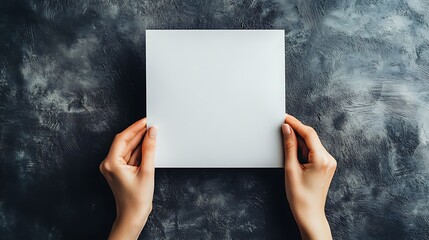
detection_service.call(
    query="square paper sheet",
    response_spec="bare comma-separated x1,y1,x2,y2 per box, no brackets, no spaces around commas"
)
146,30,285,167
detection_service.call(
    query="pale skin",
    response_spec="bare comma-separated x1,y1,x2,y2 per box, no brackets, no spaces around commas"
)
100,114,337,240
99,118,156,240
282,114,337,240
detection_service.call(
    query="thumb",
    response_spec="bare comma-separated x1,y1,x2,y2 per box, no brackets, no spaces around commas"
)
139,126,157,179
282,124,300,170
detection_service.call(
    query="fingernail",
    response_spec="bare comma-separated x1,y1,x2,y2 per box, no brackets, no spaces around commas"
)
149,126,158,138
282,124,291,135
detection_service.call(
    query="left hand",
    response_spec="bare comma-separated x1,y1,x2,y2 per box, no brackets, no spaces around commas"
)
99,118,157,240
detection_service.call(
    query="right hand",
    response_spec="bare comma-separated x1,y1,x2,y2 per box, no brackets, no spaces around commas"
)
282,114,337,240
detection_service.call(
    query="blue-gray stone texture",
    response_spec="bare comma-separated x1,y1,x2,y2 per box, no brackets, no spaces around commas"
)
0,0,428,239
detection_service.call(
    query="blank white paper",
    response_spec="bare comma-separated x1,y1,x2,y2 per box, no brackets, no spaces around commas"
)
146,30,285,167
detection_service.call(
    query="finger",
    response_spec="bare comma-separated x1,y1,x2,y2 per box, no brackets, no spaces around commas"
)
282,124,300,170
285,114,323,151
139,126,157,179
129,144,142,166
109,118,147,157
124,127,147,159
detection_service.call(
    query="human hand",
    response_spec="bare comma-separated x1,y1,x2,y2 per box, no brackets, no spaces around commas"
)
282,114,337,240
99,118,157,240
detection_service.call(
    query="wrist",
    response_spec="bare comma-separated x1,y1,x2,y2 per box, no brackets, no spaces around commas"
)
108,208,151,240
108,216,146,240
118,203,152,226
292,207,326,227
292,209,331,240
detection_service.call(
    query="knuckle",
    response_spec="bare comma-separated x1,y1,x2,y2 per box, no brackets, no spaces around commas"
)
143,141,156,152
99,161,113,174
318,156,337,171
114,133,123,141
284,140,297,151
330,158,338,169
306,126,317,137
99,162,104,173
321,160,330,168
318,157,330,169
300,126,314,139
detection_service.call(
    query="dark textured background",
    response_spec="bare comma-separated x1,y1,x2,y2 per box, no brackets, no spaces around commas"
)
1,0,429,239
